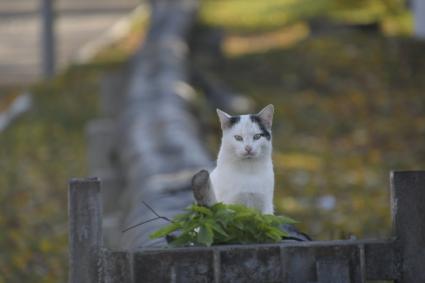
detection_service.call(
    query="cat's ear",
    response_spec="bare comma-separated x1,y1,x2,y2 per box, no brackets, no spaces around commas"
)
257,104,274,129
217,109,231,130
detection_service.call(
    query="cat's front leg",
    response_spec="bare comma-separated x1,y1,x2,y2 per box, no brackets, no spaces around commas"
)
191,170,217,207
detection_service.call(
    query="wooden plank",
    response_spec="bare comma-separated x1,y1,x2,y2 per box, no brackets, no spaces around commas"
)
391,171,425,283
316,259,351,283
68,178,103,283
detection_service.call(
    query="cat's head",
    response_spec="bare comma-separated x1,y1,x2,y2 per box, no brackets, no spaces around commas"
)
217,104,274,160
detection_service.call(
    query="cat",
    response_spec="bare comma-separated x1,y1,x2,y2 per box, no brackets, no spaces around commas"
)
209,104,275,214
192,105,311,240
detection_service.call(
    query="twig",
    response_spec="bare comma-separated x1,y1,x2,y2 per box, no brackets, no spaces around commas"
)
142,201,172,222
121,201,173,233
121,217,163,233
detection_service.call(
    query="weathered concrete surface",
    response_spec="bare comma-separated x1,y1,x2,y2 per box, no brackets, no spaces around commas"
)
68,178,103,283
101,249,133,283
364,240,399,280
131,239,399,282
391,171,425,283
219,246,281,283
134,248,214,282
316,259,351,283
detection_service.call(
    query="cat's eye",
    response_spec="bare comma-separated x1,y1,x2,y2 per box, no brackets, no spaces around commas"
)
253,134,262,140
234,135,243,141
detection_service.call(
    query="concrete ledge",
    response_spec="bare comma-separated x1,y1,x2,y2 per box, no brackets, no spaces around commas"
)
124,239,397,282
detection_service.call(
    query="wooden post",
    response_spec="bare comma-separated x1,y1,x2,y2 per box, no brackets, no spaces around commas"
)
69,178,103,283
391,171,425,283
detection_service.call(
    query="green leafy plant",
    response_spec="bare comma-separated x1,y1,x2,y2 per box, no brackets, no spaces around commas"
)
150,203,297,247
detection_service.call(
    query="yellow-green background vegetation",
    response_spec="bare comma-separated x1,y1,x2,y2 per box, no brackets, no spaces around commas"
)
199,0,424,240
0,0,423,281
0,13,145,283
0,66,103,282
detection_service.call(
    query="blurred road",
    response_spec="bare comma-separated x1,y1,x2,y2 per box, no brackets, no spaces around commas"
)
0,0,139,85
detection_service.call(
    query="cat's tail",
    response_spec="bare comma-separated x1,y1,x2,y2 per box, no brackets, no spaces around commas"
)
191,169,217,207
281,223,312,242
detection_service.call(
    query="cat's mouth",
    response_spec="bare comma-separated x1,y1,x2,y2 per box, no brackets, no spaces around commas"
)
242,152,256,159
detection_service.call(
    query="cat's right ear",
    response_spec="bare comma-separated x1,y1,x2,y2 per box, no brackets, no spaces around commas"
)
217,109,231,130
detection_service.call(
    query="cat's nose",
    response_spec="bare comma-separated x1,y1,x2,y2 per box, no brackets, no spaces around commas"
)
245,145,253,153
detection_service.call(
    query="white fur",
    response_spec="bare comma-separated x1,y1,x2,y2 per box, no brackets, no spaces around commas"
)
210,105,275,214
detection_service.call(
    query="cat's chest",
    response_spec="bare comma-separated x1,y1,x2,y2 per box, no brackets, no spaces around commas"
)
211,166,273,196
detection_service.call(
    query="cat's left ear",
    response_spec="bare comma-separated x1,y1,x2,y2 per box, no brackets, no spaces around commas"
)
257,104,274,129
217,109,232,130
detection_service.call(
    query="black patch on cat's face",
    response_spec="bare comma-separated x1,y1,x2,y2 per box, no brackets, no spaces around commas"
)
229,116,241,127
250,115,271,140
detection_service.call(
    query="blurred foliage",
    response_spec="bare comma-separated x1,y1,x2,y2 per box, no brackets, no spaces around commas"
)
0,65,101,282
201,0,411,35
199,0,425,240
201,0,329,33
0,89,21,112
0,39,141,283
0,6,146,281
93,5,148,63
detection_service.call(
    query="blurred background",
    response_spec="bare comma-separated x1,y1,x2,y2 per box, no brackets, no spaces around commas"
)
1,0,424,281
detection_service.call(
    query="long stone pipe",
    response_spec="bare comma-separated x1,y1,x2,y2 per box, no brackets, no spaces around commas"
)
118,0,212,249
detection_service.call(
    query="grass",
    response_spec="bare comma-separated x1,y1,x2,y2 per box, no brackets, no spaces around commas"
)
199,0,423,240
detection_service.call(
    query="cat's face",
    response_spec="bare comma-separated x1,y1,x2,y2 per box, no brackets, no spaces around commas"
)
217,105,274,160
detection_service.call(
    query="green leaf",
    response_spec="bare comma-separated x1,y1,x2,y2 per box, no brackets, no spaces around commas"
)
149,223,179,239
208,221,229,237
169,232,194,247
197,225,214,246
266,228,285,241
276,215,298,224
209,202,226,213
191,205,213,216
234,212,254,220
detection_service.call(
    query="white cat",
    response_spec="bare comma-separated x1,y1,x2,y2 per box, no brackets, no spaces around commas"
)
209,104,275,214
